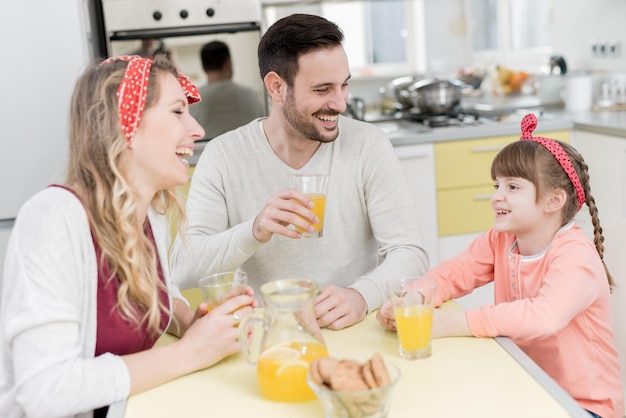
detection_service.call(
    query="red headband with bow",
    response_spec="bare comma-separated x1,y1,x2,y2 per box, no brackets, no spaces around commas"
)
520,113,585,210
100,55,201,142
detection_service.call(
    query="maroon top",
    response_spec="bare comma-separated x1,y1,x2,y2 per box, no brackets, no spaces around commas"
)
48,184,169,356
94,219,169,356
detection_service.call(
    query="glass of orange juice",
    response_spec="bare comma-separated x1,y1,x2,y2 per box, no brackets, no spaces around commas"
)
291,174,329,238
198,270,248,320
387,276,437,360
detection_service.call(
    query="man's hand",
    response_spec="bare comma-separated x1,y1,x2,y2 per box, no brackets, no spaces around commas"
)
314,285,368,330
251,189,318,243
376,299,396,332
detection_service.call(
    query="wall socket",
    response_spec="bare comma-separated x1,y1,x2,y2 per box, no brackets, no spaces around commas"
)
592,40,621,58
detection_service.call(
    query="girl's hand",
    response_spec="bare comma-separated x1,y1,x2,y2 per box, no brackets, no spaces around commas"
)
376,299,396,332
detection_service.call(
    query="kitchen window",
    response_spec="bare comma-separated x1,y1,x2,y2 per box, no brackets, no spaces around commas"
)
262,0,422,78
465,0,554,67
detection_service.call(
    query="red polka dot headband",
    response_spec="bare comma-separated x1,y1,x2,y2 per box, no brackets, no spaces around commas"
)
100,55,201,142
520,113,585,210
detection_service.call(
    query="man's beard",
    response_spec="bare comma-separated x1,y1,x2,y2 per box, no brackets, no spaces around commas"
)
282,89,339,143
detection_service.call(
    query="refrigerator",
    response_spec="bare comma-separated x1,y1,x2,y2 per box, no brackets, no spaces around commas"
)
0,0,95,284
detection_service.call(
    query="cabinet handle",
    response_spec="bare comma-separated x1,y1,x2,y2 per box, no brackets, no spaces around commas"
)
474,194,493,201
397,152,429,160
472,145,506,153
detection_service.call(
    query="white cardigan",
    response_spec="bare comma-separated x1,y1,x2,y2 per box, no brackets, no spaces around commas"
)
0,187,184,418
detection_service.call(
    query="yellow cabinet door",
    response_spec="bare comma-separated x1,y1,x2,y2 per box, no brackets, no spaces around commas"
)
169,165,196,243
437,185,496,236
435,130,570,190
170,166,203,308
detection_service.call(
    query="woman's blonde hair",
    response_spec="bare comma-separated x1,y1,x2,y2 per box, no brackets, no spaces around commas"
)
65,54,187,335
491,139,614,288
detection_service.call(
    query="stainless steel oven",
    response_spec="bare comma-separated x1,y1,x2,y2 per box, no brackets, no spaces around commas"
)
94,0,267,160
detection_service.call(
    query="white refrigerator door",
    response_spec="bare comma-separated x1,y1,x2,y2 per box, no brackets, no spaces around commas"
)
0,0,91,220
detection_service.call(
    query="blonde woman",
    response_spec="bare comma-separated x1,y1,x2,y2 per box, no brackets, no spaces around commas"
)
0,54,256,417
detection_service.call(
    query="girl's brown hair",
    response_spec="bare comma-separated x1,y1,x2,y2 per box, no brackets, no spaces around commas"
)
491,139,614,288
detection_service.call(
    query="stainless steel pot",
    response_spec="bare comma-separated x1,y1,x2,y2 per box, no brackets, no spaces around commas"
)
409,78,464,115
390,76,418,109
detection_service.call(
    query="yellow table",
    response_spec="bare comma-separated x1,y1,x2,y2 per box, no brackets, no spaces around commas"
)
109,302,589,418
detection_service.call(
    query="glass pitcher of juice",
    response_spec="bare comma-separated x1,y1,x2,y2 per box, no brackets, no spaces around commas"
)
239,279,328,402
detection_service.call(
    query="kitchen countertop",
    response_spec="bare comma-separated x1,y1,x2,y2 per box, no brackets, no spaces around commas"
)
374,114,571,147
371,107,626,147
567,110,626,137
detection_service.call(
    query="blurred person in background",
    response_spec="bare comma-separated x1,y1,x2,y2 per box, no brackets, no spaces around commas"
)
190,40,265,140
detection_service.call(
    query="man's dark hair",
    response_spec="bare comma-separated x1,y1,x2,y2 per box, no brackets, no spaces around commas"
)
258,14,344,87
200,40,231,72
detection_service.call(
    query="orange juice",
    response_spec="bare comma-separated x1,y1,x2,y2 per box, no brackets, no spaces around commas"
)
295,194,326,233
394,305,433,351
256,341,328,402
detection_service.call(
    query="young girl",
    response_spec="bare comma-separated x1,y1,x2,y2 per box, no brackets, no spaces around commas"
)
378,114,624,418
0,54,256,417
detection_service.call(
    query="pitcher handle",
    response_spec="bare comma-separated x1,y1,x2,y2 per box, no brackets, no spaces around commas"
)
238,309,265,366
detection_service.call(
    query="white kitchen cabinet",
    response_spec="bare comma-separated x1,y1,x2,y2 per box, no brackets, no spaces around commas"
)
438,232,495,309
394,143,495,307
438,232,481,261
394,143,439,267
572,130,626,238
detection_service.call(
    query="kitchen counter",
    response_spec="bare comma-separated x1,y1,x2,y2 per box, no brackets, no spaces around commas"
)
567,110,626,138
107,301,589,418
371,108,626,147
373,113,573,147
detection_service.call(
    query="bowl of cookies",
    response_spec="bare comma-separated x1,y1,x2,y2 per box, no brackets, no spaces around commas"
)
306,353,400,418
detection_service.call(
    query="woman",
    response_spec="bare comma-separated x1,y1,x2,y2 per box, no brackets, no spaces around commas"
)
0,54,256,417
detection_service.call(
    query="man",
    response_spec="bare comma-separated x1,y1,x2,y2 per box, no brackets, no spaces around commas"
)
171,14,428,330
190,40,265,139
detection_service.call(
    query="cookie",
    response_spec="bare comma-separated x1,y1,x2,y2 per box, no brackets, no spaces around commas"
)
360,360,378,389
318,356,339,385
309,359,325,386
330,360,369,391
369,353,391,387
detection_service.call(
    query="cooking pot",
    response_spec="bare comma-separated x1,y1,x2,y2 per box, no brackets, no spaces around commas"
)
383,76,422,110
408,78,464,115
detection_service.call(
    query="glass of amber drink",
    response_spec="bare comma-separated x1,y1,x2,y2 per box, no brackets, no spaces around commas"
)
291,174,329,238
198,270,248,319
387,276,437,360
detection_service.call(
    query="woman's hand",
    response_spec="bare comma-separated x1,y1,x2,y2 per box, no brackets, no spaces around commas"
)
177,291,257,371
123,288,258,395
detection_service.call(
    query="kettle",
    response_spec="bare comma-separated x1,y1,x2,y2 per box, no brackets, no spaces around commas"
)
239,279,328,402
546,55,567,75
345,95,366,120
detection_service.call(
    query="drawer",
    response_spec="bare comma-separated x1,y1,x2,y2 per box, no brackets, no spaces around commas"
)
437,185,495,236
435,130,570,190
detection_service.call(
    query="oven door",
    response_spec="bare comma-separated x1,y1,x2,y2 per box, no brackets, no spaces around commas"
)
96,0,267,139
